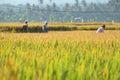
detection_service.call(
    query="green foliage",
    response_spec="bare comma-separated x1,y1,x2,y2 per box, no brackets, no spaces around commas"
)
0,0,120,22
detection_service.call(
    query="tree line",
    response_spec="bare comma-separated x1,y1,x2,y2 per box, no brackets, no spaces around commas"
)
0,0,120,22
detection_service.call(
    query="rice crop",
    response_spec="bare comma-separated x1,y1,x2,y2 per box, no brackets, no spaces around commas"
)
0,30,120,80
0,22,120,32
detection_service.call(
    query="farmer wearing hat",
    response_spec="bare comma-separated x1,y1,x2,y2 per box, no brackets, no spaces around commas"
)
42,21,48,32
96,24,106,33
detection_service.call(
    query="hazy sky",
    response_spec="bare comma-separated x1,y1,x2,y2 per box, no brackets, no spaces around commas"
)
0,0,109,5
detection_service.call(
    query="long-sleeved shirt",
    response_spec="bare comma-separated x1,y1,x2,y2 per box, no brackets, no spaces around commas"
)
96,27,104,33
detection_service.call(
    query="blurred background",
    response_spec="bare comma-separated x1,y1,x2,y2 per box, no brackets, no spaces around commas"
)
0,0,120,22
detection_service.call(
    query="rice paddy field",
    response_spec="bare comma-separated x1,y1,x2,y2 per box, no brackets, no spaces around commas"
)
0,22,120,80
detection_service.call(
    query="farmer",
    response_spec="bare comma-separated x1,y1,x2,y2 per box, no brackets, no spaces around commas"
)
42,21,48,32
96,24,106,33
22,20,28,32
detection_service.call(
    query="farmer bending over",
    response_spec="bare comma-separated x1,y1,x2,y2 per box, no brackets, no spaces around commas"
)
96,24,106,33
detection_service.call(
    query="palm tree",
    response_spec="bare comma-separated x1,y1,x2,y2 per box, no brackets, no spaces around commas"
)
81,0,87,10
65,3,70,10
49,0,52,3
108,0,120,11
52,2,57,10
25,3,31,21
39,0,43,4
75,0,79,7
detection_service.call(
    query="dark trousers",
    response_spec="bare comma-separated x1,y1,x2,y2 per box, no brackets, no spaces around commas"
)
22,25,28,32
43,26,48,32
